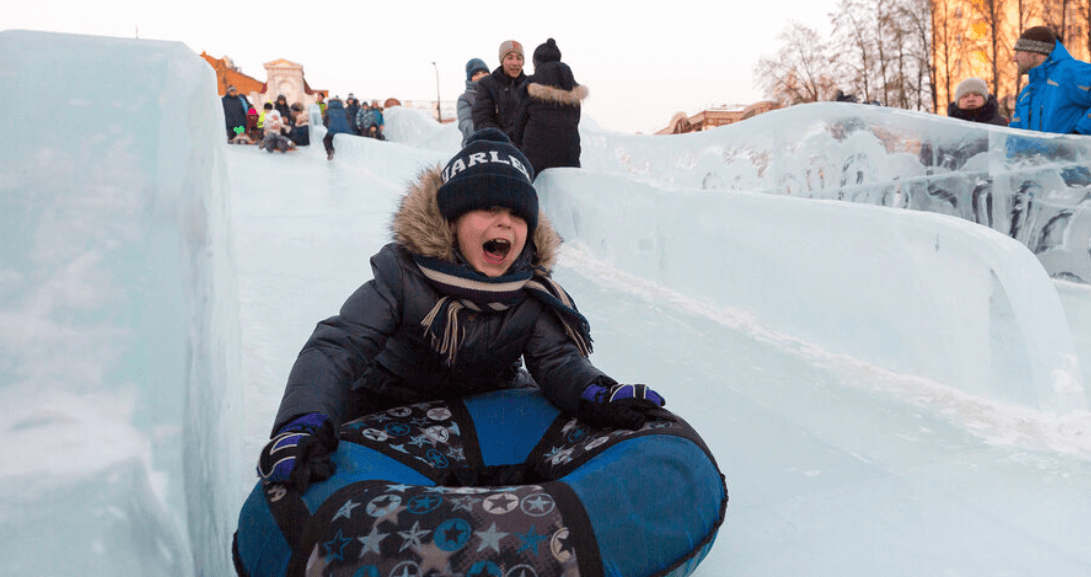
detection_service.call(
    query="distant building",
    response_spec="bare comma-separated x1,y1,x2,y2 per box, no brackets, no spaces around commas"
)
656,101,781,134
201,52,263,100
200,53,327,110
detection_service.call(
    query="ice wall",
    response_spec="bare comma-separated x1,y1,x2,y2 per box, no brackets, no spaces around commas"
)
581,103,1091,283
0,31,241,576
537,169,1087,413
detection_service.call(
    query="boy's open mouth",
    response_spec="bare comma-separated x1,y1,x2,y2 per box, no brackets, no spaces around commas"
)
482,238,512,264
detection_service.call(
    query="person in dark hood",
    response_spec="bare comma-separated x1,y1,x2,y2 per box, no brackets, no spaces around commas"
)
515,38,589,177
471,40,528,143
256,129,668,492
458,58,491,146
275,94,295,128
345,94,362,135
947,77,1007,126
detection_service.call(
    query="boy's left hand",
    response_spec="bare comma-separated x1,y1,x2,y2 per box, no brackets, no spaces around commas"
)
577,383,673,430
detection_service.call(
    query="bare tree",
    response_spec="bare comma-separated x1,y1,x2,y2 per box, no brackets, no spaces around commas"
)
964,0,1008,97
931,0,959,110
896,0,935,111
1012,0,1044,99
831,0,879,102
1043,0,1072,43
754,21,838,104
876,0,934,111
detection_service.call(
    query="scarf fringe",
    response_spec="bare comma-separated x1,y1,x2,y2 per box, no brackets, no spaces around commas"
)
416,256,592,366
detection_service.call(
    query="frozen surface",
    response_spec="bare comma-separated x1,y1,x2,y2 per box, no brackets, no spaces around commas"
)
0,30,241,576
2,30,1091,577
583,104,1091,283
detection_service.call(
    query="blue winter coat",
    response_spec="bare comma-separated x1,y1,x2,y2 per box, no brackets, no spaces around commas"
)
272,168,608,432
322,99,353,135
1010,41,1091,134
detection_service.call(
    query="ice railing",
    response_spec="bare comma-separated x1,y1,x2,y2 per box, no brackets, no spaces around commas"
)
583,103,1091,283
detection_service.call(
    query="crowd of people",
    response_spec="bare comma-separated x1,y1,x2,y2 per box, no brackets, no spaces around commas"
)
460,38,589,179
891,26,1089,137
319,95,386,160
220,88,315,152
220,87,386,158
223,26,1087,165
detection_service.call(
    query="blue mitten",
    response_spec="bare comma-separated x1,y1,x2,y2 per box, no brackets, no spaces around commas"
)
257,413,338,492
577,382,671,430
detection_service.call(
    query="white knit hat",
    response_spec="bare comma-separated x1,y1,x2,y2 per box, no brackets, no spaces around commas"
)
954,77,989,102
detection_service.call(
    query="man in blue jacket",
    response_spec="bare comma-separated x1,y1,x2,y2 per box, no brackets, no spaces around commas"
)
1010,26,1091,134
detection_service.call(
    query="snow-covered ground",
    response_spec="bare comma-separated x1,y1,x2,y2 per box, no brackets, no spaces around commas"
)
3,30,1091,577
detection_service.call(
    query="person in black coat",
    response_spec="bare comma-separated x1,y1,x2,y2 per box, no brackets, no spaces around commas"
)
274,94,295,129
516,38,589,177
471,40,527,143
947,77,1008,126
256,129,668,492
221,85,250,141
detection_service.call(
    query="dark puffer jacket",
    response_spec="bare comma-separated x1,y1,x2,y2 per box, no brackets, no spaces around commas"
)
471,67,527,143
947,95,1007,126
516,61,588,176
272,168,609,432
322,98,353,135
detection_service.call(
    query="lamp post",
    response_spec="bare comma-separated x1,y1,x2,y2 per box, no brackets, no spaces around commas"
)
432,61,442,123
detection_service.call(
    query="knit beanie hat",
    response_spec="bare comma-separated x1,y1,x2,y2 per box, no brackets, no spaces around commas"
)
437,128,538,233
954,77,989,102
1014,26,1057,55
533,38,562,65
498,40,524,62
465,58,489,81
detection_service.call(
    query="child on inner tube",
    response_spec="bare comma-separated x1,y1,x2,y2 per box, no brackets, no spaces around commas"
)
257,128,669,492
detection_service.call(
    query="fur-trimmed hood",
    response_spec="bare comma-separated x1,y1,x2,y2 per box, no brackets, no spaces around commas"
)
527,82,589,106
526,61,588,106
390,166,562,272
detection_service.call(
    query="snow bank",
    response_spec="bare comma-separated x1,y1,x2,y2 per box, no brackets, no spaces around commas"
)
581,103,1091,283
0,30,241,576
538,168,1087,413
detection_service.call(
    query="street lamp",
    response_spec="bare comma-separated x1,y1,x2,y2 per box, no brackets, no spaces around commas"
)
432,61,442,123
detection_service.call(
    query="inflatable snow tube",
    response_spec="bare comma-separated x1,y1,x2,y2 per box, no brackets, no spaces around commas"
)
233,387,728,577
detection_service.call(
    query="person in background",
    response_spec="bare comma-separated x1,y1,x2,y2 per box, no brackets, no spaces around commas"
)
360,100,385,140
222,85,250,142
260,103,293,153
275,94,295,130
947,77,1008,126
316,92,327,115
355,101,371,139
458,58,490,146
515,38,589,177
246,106,261,140
290,102,310,146
322,96,353,160
345,94,362,135
1010,26,1091,134
256,128,668,492
472,40,527,143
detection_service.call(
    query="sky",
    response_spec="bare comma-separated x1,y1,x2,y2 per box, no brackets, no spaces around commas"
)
5,28,1091,575
5,0,839,134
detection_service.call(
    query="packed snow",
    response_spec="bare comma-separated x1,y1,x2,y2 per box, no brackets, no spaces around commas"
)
2,30,1090,577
